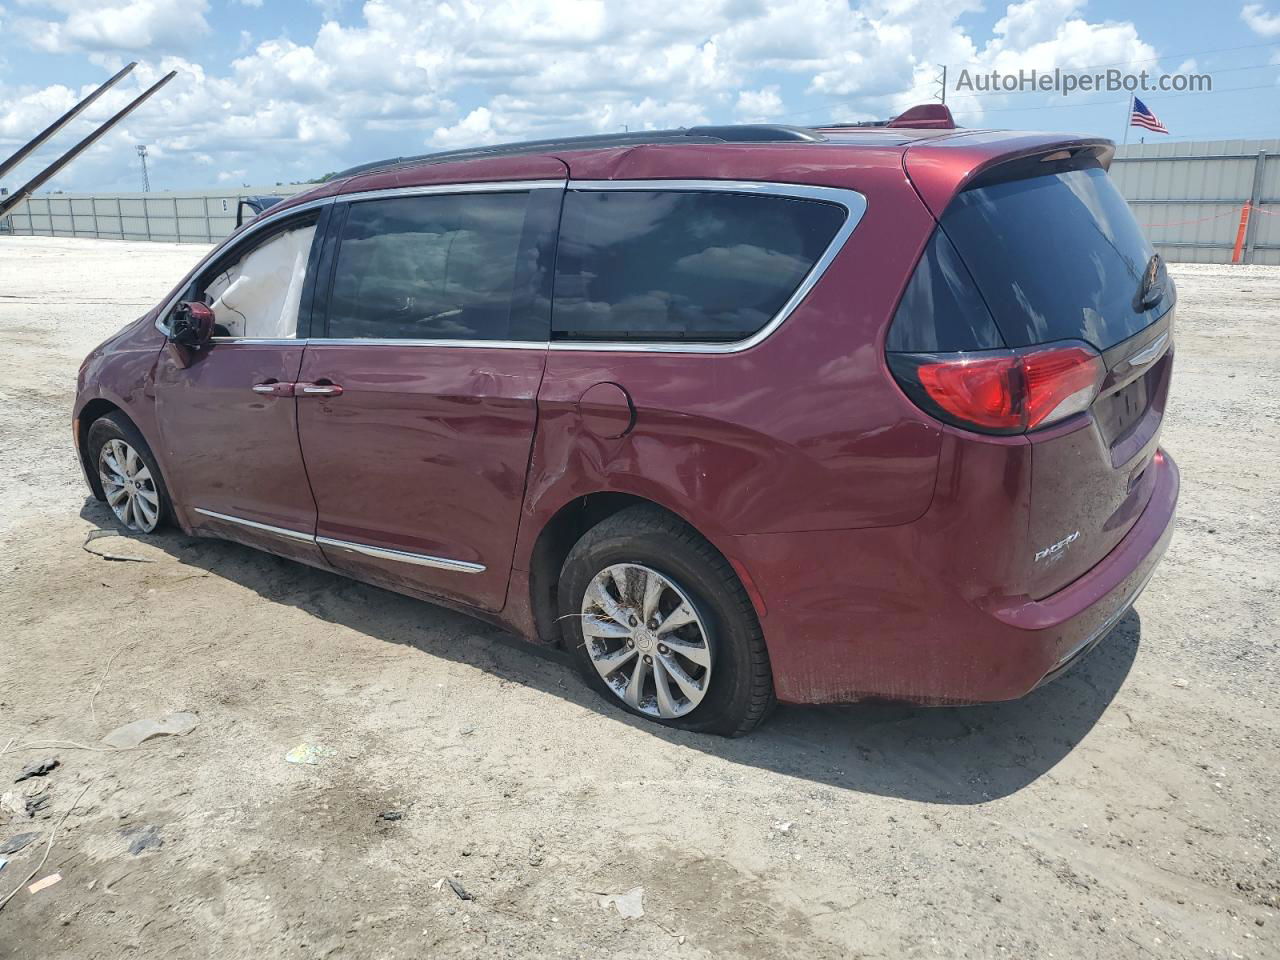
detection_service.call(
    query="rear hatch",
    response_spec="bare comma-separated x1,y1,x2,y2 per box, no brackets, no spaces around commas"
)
890,146,1175,598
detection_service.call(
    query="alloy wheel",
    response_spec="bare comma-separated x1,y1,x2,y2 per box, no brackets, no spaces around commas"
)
98,438,160,533
580,563,712,719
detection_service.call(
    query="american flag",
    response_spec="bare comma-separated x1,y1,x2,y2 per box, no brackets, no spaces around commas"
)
1130,97,1169,135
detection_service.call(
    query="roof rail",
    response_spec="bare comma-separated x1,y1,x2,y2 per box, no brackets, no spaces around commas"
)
330,124,826,180
816,120,893,129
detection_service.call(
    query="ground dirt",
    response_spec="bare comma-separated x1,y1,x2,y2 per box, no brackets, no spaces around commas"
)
0,236,1277,959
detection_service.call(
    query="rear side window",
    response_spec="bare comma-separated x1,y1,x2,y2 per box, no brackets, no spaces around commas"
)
940,165,1169,351
325,190,556,341
885,228,1004,353
552,190,846,342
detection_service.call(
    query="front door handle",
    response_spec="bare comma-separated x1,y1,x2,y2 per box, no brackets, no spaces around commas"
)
252,380,295,397
297,381,344,398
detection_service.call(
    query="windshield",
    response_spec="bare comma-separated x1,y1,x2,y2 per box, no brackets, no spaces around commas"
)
940,165,1172,351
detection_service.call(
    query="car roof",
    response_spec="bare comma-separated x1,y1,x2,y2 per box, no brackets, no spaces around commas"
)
329,123,977,180
270,120,1112,225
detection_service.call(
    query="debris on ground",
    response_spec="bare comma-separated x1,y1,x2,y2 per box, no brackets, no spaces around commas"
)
121,824,162,855
82,529,163,563
27,873,61,894
284,743,336,765
1,786,50,820
378,810,403,821
597,886,645,919
772,820,794,834
25,790,50,818
1173,678,1190,688
447,878,474,901
101,712,199,749
14,758,59,783
0,832,40,856
1,792,28,820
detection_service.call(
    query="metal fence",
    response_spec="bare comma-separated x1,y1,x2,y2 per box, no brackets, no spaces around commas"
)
3,139,1279,263
1107,139,1277,265
0,185,312,244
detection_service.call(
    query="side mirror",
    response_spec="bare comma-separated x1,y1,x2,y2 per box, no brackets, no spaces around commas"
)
169,300,216,348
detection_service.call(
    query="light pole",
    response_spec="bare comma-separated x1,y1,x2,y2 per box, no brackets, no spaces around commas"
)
136,144,150,192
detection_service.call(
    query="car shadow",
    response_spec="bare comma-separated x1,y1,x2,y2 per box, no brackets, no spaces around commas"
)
80,500,1140,805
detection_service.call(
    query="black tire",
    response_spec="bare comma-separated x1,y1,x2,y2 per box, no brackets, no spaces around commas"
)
558,505,775,737
86,412,173,534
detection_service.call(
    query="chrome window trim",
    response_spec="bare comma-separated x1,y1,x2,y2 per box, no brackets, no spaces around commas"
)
155,178,867,355
306,338,542,351
207,337,304,346
316,537,486,574
193,507,314,543
549,179,867,355
340,178,565,206
193,507,485,574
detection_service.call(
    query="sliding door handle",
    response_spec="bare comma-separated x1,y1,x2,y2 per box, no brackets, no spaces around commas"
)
252,380,295,397
297,381,344,397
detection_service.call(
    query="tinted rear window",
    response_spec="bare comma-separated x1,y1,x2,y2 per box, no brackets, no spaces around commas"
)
552,190,846,342
941,166,1169,350
885,228,1004,353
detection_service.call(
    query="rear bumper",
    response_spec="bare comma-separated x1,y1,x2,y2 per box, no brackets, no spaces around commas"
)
730,448,1179,705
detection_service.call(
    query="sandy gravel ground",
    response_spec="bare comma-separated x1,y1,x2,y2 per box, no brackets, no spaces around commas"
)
0,236,1277,959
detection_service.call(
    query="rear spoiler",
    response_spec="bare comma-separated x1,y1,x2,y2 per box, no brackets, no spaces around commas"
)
903,134,1115,219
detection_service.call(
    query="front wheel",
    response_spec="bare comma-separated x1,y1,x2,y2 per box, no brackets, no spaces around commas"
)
558,505,775,737
86,413,172,534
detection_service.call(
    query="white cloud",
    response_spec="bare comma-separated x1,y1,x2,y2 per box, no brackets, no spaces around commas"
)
1241,2,1280,36
16,0,210,53
1,0,1169,192
736,86,784,121
432,107,501,148
993,0,1085,49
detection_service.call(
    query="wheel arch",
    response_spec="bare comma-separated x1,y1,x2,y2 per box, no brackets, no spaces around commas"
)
525,491,763,648
76,398,127,500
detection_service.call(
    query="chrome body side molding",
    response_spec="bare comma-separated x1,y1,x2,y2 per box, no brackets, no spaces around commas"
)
315,537,486,574
192,508,484,574
193,507,314,543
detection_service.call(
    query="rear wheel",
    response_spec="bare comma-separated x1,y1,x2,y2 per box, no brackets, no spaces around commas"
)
87,413,171,534
558,505,774,736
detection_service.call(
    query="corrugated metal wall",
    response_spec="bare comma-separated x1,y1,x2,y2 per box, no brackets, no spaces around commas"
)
1108,139,1277,264
0,185,311,243
3,140,1278,263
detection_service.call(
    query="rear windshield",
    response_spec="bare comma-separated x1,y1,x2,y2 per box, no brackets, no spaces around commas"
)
941,166,1170,350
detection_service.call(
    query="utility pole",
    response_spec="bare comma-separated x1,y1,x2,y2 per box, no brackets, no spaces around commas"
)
137,144,150,192
936,65,947,104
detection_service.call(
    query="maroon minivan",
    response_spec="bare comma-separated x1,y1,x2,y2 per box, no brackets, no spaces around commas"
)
74,113,1179,735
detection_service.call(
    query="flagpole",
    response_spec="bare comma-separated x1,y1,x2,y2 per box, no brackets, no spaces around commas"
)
1122,94,1133,145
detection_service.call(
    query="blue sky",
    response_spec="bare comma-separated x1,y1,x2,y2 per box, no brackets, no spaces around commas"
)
1,0,1278,194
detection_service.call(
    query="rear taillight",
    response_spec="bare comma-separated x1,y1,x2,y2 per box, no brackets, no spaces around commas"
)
887,342,1105,435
